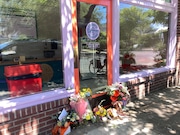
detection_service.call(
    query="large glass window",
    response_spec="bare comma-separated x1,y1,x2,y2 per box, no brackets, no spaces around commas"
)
119,3,169,74
0,0,63,99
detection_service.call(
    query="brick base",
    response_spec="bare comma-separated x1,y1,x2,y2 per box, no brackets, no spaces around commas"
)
0,98,70,135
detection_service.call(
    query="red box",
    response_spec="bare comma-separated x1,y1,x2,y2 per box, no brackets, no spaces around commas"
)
4,64,42,77
4,64,42,97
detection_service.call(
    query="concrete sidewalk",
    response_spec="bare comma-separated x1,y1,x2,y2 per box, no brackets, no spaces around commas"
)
69,87,180,135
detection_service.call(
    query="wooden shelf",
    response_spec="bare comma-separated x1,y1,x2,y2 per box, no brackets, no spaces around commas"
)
0,58,62,66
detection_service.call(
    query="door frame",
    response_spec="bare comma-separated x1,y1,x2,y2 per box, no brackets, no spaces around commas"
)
71,0,113,93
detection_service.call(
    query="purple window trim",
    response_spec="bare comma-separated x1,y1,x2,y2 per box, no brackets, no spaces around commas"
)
0,88,75,114
112,0,178,83
60,0,74,89
119,66,172,82
117,0,177,83
120,0,173,12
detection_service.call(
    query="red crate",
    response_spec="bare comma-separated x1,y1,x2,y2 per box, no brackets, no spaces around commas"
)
6,78,42,97
4,64,42,77
4,64,42,97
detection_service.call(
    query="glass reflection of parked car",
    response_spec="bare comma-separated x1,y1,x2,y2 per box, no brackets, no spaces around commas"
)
0,39,62,61
0,39,64,91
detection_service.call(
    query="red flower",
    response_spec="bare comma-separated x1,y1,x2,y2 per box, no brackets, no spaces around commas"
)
113,90,120,97
110,96,118,102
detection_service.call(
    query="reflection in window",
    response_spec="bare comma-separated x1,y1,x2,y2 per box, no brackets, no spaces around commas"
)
77,2,107,94
147,0,171,3
165,0,171,3
0,0,63,99
119,3,169,74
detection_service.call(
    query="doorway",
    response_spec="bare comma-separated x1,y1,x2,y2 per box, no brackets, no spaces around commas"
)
72,0,112,94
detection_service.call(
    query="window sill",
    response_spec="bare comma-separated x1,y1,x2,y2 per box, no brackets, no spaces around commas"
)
0,88,75,114
119,66,172,82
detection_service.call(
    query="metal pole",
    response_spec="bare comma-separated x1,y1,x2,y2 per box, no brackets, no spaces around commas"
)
93,43,95,73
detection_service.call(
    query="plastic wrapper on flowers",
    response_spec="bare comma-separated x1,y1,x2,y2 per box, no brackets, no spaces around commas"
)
82,108,96,123
69,98,88,121
69,88,93,121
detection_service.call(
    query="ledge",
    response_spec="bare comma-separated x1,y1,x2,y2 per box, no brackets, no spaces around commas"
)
119,66,173,82
0,88,75,114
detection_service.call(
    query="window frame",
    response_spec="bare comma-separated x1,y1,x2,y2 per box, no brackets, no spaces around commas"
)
118,0,177,82
0,88,74,114
0,0,75,114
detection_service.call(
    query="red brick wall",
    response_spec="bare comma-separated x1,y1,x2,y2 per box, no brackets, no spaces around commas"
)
127,70,175,100
0,98,70,135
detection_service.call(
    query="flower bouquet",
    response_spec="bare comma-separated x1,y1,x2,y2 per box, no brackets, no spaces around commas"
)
105,82,130,111
66,110,80,128
69,88,93,121
93,100,107,122
51,109,72,135
82,108,96,123
69,95,88,121
79,87,92,98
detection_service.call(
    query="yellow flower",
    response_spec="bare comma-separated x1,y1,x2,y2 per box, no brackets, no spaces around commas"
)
86,114,91,120
82,88,87,92
103,110,107,116
80,92,85,98
96,111,100,115
95,106,107,117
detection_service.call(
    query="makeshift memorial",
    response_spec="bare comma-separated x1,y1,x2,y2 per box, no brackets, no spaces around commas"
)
52,85,131,134
52,88,94,132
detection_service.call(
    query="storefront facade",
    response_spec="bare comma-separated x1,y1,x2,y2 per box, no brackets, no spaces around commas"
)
0,0,179,134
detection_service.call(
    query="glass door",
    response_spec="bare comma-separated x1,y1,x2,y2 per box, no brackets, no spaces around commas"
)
72,0,112,94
